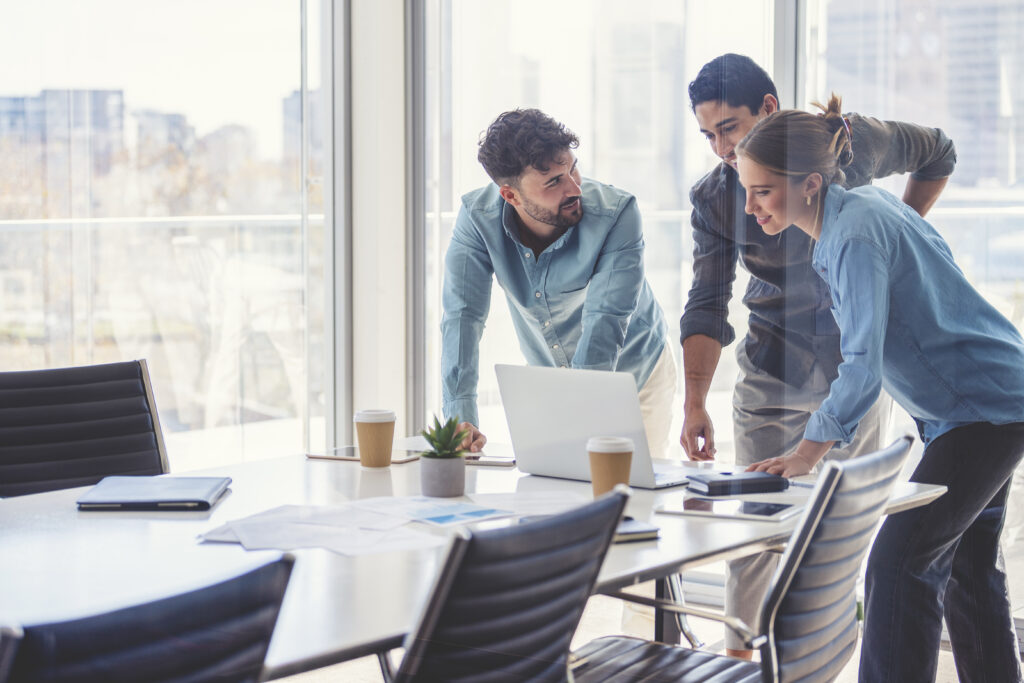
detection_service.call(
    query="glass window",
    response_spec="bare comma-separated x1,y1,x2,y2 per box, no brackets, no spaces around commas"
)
0,0,327,468
423,0,771,452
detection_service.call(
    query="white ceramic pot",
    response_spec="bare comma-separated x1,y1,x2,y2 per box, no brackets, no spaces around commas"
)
419,456,466,497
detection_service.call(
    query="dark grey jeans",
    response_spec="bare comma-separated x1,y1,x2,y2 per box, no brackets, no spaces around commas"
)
861,421,1024,683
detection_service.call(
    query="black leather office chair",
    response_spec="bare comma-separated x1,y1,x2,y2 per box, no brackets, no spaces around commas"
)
0,359,169,497
5,554,293,683
0,625,19,683
571,436,914,683
378,488,629,683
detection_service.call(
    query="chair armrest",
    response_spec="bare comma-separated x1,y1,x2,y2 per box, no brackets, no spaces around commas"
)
603,589,767,649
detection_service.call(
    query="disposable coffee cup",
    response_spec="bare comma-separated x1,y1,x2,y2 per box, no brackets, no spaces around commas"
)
587,436,634,497
354,409,396,468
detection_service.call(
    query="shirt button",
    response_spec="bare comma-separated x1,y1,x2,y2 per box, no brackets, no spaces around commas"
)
543,321,550,327
552,344,559,349
535,292,541,298
525,251,531,258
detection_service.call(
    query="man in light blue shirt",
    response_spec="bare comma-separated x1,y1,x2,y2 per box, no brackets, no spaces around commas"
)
441,108,673,453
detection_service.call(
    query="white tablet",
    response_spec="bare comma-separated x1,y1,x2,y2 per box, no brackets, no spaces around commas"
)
656,496,803,522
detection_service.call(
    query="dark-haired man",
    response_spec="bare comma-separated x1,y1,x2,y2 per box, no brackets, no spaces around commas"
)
679,53,956,659
442,108,673,455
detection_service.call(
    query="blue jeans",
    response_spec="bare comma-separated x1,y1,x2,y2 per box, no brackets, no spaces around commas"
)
860,421,1024,683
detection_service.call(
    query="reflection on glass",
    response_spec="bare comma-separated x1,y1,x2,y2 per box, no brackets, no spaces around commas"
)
0,1,326,467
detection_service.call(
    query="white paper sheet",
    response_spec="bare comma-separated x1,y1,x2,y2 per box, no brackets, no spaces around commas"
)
349,496,515,526
198,503,443,555
468,491,588,516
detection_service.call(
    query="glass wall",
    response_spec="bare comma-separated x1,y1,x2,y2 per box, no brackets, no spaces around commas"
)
0,0,327,469
422,0,772,452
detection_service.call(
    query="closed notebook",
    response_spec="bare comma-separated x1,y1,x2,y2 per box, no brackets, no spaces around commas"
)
614,517,659,543
685,471,789,496
77,475,232,511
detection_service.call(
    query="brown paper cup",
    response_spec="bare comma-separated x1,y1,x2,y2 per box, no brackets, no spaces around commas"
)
587,436,634,497
354,409,396,468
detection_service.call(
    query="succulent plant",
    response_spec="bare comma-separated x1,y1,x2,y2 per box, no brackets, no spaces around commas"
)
420,415,469,459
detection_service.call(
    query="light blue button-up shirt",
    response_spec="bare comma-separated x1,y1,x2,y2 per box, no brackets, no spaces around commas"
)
806,184,1024,445
441,179,668,427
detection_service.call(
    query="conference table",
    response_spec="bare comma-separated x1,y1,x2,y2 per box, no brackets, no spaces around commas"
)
0,450,945,680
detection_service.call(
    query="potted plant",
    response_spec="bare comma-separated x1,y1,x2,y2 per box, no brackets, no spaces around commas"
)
419,415,468,497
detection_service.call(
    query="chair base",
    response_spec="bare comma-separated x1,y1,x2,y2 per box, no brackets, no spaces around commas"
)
571,636,762,683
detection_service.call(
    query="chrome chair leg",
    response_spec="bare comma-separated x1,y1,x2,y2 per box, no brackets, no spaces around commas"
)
667,573,705,649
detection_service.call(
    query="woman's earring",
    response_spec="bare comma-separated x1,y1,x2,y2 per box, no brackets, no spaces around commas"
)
805,195,812,206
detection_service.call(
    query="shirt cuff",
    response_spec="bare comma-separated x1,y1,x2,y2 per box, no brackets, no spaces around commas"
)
680,311,736,347
443,398,478,429
804,409,858,447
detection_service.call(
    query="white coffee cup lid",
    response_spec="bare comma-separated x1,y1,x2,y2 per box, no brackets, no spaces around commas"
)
586,436,634,453
354,409,396,423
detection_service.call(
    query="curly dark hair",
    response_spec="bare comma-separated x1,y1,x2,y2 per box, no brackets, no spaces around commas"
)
477,109,579,185
688,53,778,115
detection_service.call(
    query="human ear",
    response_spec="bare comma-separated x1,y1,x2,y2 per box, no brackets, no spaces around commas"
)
761,93,779,115
498,185,519,206
803,173,824,199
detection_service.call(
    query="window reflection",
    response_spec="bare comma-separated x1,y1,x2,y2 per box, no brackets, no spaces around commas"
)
0,1,326,467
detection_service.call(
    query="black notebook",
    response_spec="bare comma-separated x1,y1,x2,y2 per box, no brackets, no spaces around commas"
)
685,471,789,496
77,476,232,511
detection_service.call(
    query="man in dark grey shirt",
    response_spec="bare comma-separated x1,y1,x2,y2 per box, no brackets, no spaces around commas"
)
678,53,956,659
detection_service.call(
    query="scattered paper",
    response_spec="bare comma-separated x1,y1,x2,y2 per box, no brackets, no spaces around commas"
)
349,496,515,526
468,491,588,516
199,503,442,555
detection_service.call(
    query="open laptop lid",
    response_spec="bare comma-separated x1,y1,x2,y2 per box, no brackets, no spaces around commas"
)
494,364,658,488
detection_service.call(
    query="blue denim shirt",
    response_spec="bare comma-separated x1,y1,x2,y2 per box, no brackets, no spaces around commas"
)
681,113,957,387
806,184,1024,445
441,179,668,426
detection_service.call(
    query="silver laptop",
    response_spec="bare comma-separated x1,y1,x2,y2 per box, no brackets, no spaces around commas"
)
494,364,690,489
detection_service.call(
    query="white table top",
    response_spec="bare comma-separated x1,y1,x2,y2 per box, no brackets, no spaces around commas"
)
0,454,945,679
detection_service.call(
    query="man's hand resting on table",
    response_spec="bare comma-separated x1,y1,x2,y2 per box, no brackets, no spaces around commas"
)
457,422,487,453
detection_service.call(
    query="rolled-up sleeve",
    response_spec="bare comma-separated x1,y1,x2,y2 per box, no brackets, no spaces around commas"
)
679,198,738,347
573,196,644,371
855,115,957,181
440,208,494,427
805,238,889,445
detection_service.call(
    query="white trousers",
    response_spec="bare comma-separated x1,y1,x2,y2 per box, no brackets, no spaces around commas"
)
637,344,677,460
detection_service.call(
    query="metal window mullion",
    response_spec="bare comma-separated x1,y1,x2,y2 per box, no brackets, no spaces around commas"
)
405,0,427,434
773,0,804,109
326,0,353,449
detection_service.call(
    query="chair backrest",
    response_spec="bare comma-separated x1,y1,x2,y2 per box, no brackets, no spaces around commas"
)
8,555,294,683
395,489,629,683
0,359,169,497
758,436,913,683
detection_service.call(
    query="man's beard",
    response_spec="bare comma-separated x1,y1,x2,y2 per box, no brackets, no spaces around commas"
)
520,195,583,228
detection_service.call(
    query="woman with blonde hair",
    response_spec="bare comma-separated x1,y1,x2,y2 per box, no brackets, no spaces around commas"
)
735,95,1024,682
